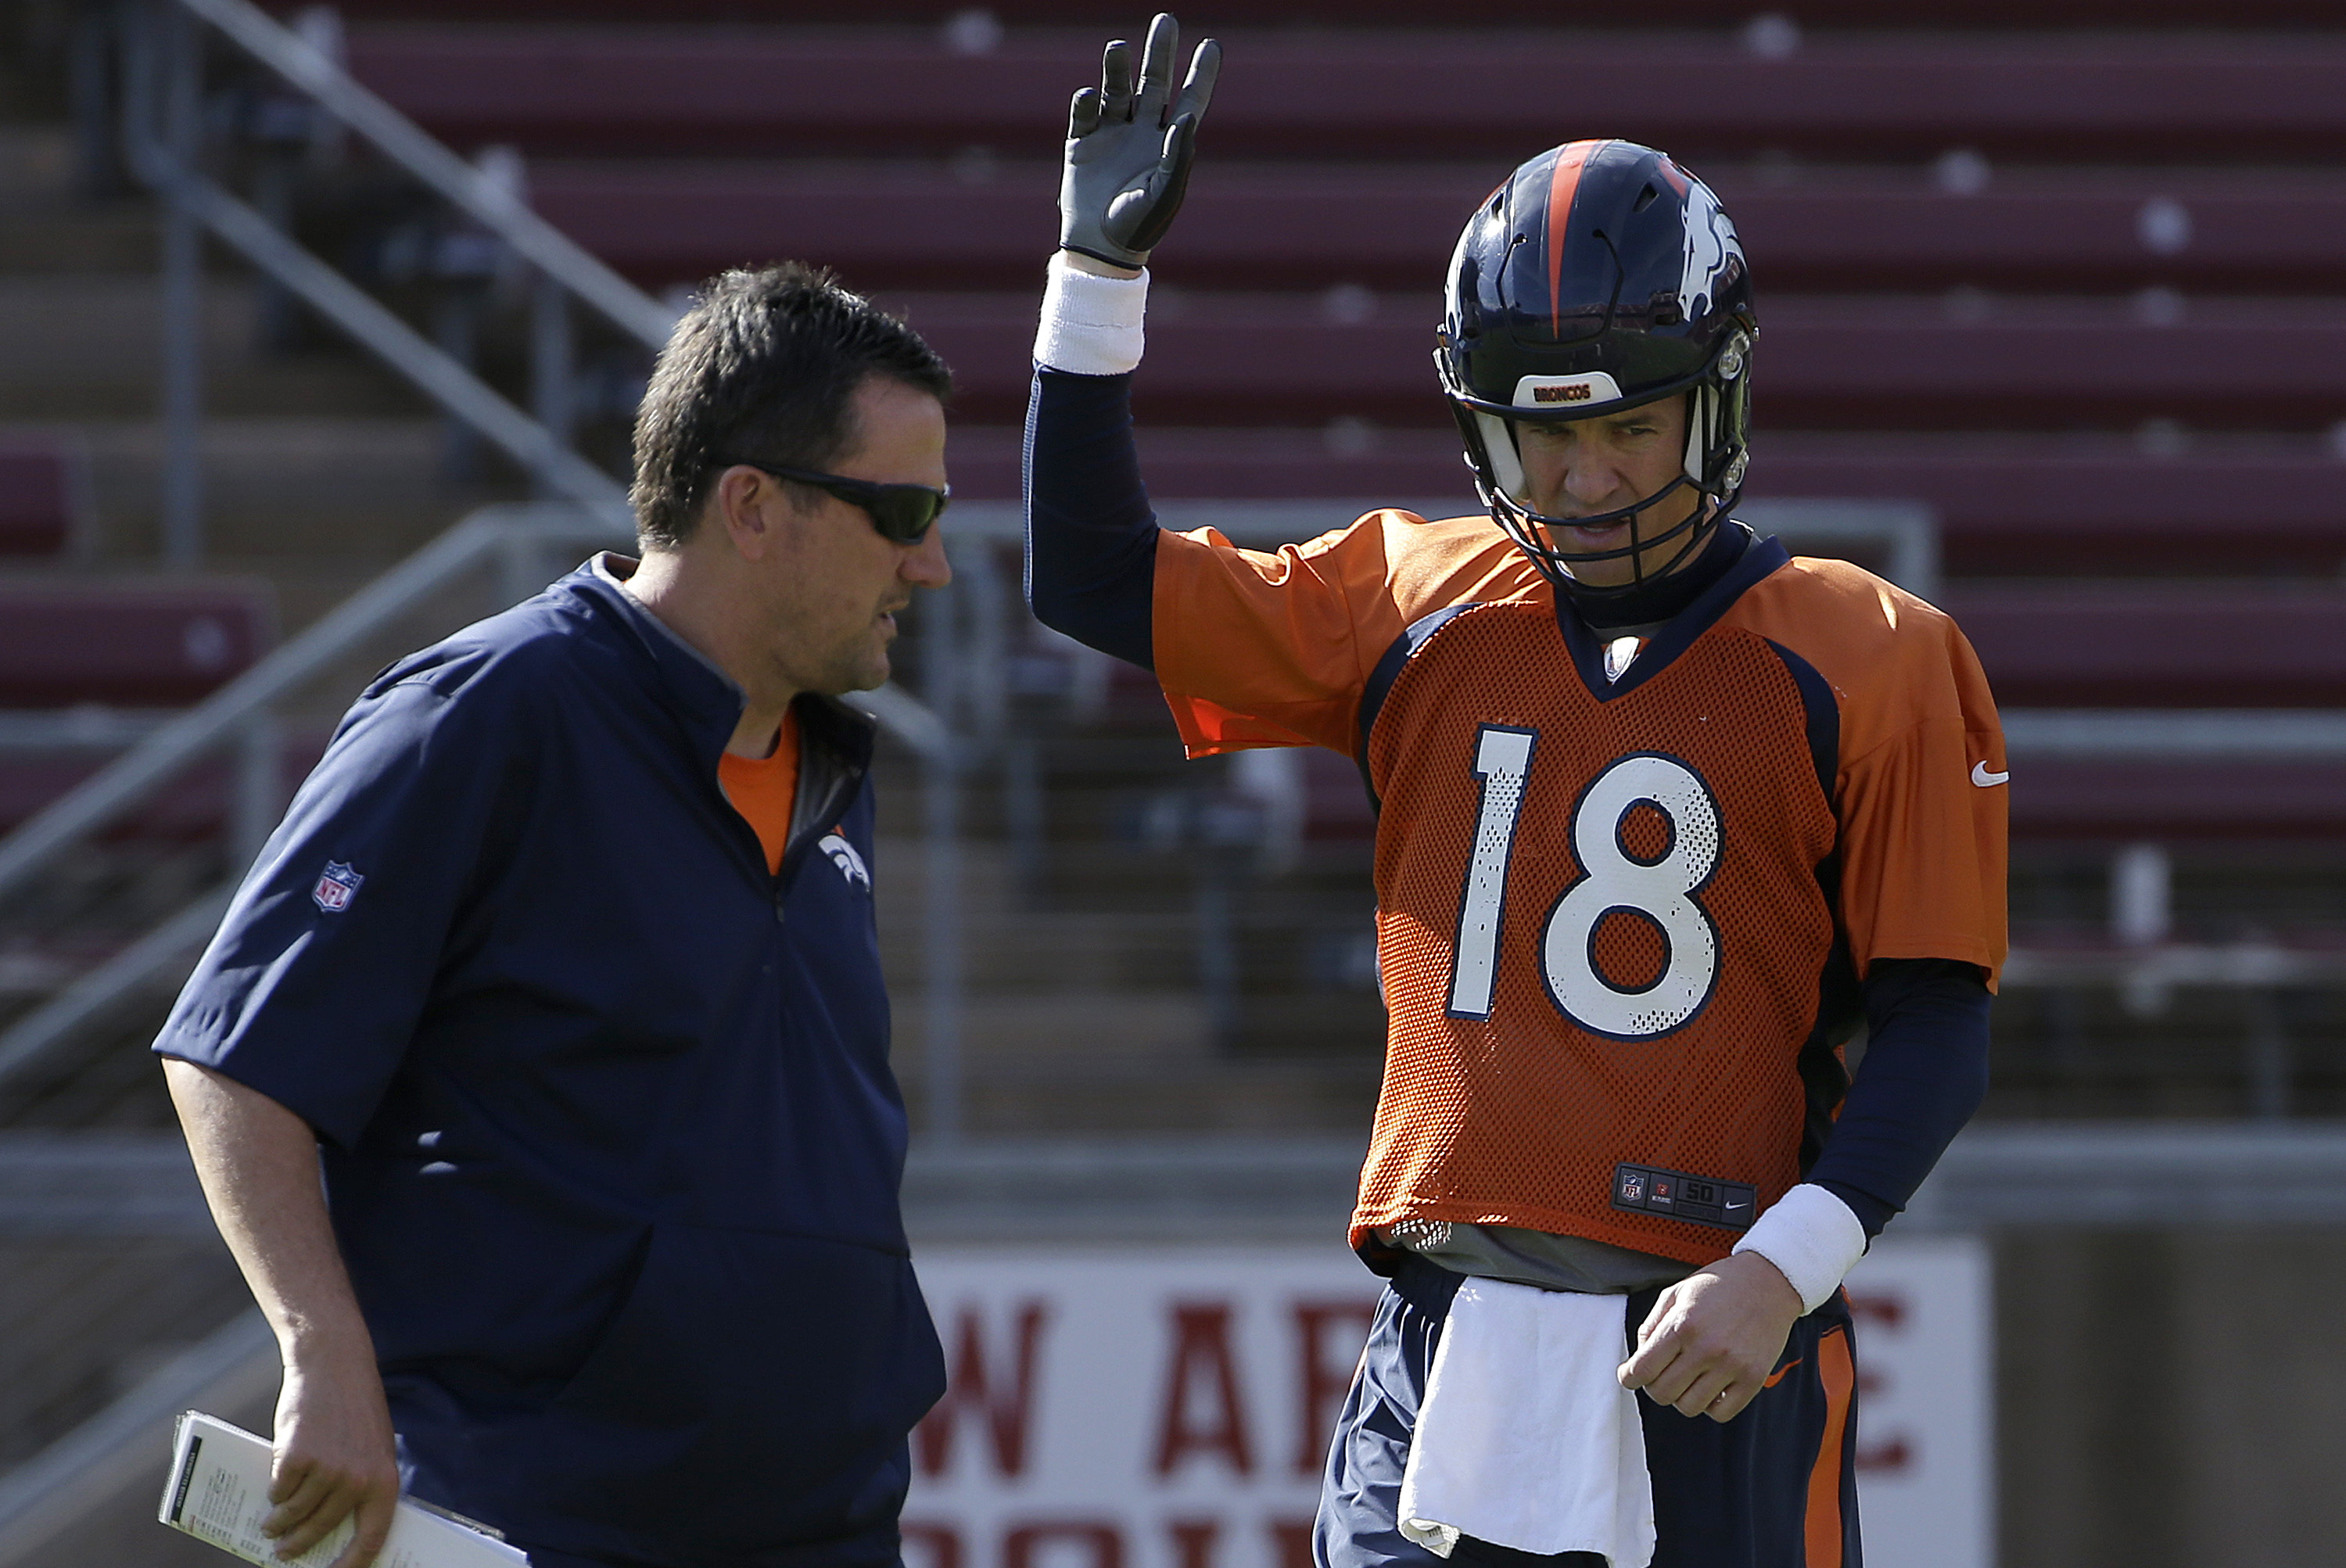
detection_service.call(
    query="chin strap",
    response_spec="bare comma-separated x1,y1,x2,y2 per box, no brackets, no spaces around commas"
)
1482,473,1721,595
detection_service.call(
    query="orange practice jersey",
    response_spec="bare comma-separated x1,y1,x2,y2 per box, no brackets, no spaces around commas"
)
1152,513,2007,1265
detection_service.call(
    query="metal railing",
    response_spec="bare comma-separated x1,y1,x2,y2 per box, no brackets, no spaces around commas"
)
4,1118,2343,1558
51,0,2346,1121
952,497,1940,599
0,504,967,1107
117,0,661,556
22,0,974,1123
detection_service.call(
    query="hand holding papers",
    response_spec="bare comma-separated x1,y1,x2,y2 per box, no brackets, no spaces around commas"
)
160,1412,529,1568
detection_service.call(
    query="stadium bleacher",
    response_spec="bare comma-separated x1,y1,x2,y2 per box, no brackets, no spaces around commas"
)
515,160,2346,296
0,579,271,710
9,2,2346,1100
0,441,84,559
0,11,2342,1557
311,8,2346,1053
339,27,2346,163
0,573,279,839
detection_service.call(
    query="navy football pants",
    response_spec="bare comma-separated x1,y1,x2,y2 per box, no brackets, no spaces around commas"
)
1314,1257,1860,1568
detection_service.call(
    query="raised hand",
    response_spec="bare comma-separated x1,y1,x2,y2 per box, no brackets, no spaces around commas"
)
1060,13,1221,270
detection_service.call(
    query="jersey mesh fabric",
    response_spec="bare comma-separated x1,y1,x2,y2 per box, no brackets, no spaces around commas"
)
1358,602,1839,1265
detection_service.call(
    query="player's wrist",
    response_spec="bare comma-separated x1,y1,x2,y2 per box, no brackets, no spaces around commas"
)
1035,250,1149,376
1724,1247,1804,1319
1730,1183,1867,1315
1059,246,1144,280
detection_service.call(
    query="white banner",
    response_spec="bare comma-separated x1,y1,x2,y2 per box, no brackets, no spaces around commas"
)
1841,1236,1996,1568
904,1236,1991,1568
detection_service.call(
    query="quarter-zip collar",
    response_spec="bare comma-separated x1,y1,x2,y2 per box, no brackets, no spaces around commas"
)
570,553,877,890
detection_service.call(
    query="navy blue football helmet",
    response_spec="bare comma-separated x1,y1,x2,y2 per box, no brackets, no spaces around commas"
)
1436,140,1757,591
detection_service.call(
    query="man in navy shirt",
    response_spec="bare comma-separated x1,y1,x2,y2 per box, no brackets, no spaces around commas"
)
156,264,956,1568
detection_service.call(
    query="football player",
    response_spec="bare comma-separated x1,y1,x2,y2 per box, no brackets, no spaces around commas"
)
1024,18,2003,1567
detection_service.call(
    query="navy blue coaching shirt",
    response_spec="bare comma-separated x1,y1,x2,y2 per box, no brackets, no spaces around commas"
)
155,554,946,1568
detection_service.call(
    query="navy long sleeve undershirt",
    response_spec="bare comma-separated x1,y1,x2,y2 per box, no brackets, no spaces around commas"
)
1024,368,1158,670
1024,363,1990,1241
1810,958,1992,1236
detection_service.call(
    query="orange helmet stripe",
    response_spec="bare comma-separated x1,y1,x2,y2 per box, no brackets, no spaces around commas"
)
1544,140,1605,337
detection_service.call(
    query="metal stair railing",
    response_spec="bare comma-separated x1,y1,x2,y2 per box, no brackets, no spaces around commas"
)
167,0,675,350
0,504,611,1088
0,502,957,1097
117,0,664,538
0,0,970,1113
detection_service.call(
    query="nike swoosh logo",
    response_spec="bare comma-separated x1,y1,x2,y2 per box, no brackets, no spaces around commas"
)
1725,1201,1750,1211
1763,1357,1805,1389
1971,762,2010,788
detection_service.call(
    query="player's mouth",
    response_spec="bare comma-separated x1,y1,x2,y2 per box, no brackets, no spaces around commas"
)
1557,518,1633,547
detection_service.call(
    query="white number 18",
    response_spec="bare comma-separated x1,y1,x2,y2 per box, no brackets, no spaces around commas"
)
1444,729,1723,1039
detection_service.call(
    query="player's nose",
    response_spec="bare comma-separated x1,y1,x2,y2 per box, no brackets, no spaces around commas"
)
1560,457,1630,509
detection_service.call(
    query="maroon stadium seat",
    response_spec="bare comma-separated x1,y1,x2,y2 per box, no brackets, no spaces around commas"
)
0,440,85,559
0,728,328,838
873,292,2346,431
0,579,284,837
346,28,2346,163
1943,583,2346,709
323,2,2346,26
525,160,2346,297
0,579,274,709
2004,759,2346,841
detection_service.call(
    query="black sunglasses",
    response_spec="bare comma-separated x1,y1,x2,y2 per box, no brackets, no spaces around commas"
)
717,456,949,544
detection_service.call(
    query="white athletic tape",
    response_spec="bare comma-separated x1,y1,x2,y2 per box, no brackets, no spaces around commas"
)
1034,252,1148,376
1731,1183,1868,1315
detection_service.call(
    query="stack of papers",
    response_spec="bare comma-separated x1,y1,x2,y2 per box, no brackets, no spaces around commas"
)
159,1412,529,1568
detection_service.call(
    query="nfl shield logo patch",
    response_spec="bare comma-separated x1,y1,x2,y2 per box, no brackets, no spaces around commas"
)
312,861,364,913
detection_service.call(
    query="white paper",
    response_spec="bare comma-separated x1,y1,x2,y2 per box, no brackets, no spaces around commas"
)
159,1412,529,1568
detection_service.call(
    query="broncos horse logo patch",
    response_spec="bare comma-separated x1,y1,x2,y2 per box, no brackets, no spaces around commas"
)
818,834,871,891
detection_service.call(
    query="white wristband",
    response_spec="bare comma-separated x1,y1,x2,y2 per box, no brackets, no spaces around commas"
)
1731,1183,1868,1315
1034,251,1148,376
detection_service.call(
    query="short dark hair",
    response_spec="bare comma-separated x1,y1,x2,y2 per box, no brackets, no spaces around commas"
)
629,263,952,549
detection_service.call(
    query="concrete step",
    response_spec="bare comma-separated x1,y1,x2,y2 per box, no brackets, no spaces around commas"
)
14,416,489,567
904,1046,1379,1136
0,274,431,422
874,836,1201,992
0,128,156,274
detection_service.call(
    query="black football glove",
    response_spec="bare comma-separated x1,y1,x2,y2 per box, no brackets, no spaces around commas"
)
1060,13,1221,271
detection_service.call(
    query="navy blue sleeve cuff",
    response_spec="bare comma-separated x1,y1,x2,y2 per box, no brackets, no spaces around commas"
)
1023,366,1159,671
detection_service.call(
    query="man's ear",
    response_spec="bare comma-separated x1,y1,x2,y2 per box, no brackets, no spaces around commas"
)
712,465,775,562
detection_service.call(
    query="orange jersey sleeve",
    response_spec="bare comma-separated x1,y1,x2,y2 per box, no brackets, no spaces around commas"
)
1727,558,2010,989
1151,512,1544,756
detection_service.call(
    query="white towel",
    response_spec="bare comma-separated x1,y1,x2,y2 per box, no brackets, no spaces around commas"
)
1397,1279,1655,1568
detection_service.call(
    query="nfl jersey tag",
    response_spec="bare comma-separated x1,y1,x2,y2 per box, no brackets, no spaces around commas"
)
1612,1162,1757,1230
